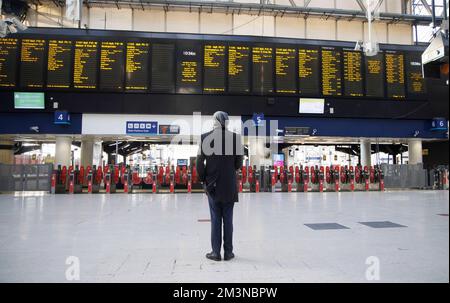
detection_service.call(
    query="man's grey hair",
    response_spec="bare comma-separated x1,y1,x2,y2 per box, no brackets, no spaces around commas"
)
213,111,229,129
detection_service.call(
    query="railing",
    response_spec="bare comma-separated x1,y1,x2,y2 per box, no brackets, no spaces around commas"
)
0,164,53,192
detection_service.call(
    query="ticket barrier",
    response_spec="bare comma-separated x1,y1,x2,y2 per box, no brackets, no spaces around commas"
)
339,166,355,192
368,165,384,191
248,165,261,193
279,166,294,192
68,166,83,194
121,166,133,193
433,167,449,190
104,165,117,194
295,166,309,192
51,165,68,194
325,166,340,192
354,165,369,191
310,166,325,192
87,165,102,193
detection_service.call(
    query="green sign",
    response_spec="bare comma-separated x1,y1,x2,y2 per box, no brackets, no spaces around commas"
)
14,92,45,109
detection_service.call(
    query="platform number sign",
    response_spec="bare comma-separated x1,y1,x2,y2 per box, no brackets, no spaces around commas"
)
252,113,265,127
430,118,448,131
54,111,71,125
126,121,158,135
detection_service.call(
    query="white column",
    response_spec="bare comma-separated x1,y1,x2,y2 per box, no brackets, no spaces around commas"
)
360,140,372,167
80,139,94,168
54,136,72,169
0,140,14,164
408,139,423,165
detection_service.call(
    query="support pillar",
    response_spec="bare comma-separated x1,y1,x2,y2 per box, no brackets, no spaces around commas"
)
0,140,14,164
408,139,423,165
54,136,72,169
80,139,94,168
360,140,372,167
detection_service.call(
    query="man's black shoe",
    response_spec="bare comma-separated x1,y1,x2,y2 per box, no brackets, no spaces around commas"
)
224,253,235,261
206,252,221,261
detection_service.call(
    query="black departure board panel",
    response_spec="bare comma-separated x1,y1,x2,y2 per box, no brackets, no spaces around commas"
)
20,39,46,88
100,41,125,90
47,40,72,89
405,52,426,96
203,44,226,93
298,47,320,96
321,47,342,96
364,52,385,98
126,42,149,91
0,38,18,88
385,50,405,99
343,49,363,97
252,47,273,94
73,41,98,89
176,43,202,94
228,46,250,93
275,48,296,94
151,43,175,92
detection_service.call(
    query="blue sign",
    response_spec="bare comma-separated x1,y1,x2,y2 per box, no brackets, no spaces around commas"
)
252,113,265,127
431,118,448,131
126,121,158,135
54,111,71,125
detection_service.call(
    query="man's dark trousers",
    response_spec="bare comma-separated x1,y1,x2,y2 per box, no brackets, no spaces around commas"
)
208,196,235,255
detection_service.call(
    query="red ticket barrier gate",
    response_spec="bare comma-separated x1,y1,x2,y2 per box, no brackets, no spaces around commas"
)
319,166,324,192
303,166,309,192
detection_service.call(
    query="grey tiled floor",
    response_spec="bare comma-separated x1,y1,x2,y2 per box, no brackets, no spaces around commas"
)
0,190,448,283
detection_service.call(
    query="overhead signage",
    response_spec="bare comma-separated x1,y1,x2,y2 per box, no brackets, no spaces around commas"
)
126,121,158,135
159,124,180,135
54,111,71,125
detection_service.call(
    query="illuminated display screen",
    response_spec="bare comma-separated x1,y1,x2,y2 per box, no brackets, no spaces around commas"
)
203,44,226,93
47,40,72,89
405,52,426,96
252,47,273,94
298,47,320,96
151,43,175,93
176,43,202,94
125,42,149,91
0,38,18,88
73,41,98,89
228,45,250,94
20,39,46,88
321,47,342,96
364,52,385,98
343,49,364,97
275,47,297,94
385,50,406,99
100,41,125,90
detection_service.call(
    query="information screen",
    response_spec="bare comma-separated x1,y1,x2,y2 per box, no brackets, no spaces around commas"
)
176,43,202,94
343,49,363,97
298,47,320,96
125,42,149,91
228,45,250,93
252,47,273,94
73,41,98,89
20,39,46,88
0,38,18,88
385,50,406,99
151,43,175,92
321,47,342,96
47,40,72,88
364,52,385,98
100,41,125,90
275,47,297,94
203,44,226,93
405,52,426,96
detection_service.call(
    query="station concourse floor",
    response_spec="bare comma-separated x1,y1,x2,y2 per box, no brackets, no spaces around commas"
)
0,190,448,283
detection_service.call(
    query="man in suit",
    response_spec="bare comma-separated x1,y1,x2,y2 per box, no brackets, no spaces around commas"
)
196,111,243,261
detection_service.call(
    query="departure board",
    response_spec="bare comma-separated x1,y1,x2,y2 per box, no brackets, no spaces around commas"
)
275,48,297,94
405,52,426,96
298,47,320,96
321,47,342,96
203,44,226,93
73,41,98,89
0,38,18,88
228,46,250,93
100,42,125,90
364,52,385,98
385,51,405,99
20,39,46,88
47,40,72,88
176,44,202,94
252,47,273,94
125,42,149,91
151,43,175,92
343,49,363,97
